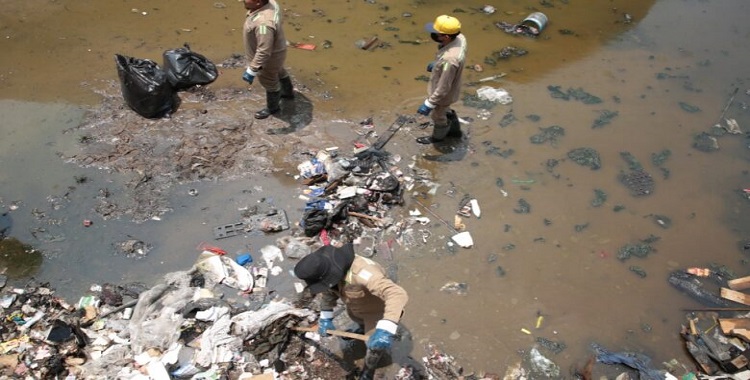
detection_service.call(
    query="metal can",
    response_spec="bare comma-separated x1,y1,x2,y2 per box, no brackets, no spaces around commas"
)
521,12,548,35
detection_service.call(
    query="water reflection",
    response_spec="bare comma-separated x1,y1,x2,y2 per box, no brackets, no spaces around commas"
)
0,237,42,279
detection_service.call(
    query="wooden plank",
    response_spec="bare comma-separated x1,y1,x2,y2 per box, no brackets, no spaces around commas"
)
730,276,750,291
720,318,750,333
721,288,750,306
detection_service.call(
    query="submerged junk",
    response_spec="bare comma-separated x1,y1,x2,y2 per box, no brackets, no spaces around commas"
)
619,169,655,196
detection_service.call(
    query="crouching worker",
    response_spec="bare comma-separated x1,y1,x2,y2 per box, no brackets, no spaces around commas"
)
293,243,408,364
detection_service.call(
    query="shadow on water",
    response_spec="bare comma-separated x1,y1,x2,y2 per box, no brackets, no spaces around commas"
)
266,92,314,135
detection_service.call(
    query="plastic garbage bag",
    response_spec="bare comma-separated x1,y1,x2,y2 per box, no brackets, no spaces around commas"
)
301,209,329,237
593,343,666,380
129,283,195,353
476,86,513,104
162,44,219,90
114,53,175,118
194,314,241,368
194,251,254,291
297,158,326,179
230,301,314,340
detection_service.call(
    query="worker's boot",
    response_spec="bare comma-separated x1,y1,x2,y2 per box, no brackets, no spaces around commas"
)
255,91,281,119
280,76,295,99
446,110,462,138
416,123,449,144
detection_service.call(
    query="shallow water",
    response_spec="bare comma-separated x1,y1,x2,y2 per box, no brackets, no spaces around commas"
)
2,0,750,376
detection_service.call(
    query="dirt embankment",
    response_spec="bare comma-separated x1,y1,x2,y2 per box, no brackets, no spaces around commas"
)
63,80,326,222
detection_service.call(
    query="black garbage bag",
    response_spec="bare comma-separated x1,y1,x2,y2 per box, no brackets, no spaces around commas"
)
163,44,219,90
115,54,175,118
301,209,329,237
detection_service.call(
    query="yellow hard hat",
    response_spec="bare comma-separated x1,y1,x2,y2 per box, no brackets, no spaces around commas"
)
425,15,461,35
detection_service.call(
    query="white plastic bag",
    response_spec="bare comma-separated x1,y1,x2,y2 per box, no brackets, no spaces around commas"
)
476,86,512,104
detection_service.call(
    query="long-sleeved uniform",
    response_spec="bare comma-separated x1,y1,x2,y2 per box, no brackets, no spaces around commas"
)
426,33,467,126
320,255,408,334
243,0,289,91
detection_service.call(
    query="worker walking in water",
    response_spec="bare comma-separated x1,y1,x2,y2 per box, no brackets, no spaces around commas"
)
242,0,295,119
416,15,467,144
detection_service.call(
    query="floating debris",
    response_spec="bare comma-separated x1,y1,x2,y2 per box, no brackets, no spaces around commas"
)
592,110,619,128
514,199,531,214
529,125,565,146
692,132,719,152
651,149,671,167
440,281,468,295
619,169,655,196
495,266,506,277
617,242,654,261
678,101,701,113
548,86,602,104
462,93,498,109
536,337,567,354
567,147,601,170
630,266,647,278
484,46,528,66
591,189,607,207
620,151,643,171
500,112,517,127
650,214,672,229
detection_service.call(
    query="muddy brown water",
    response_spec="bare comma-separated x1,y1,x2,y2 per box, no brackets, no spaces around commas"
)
2,0,750,377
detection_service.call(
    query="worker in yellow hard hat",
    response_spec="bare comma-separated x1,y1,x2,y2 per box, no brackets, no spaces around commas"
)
242,0,295,120
416,15,467,144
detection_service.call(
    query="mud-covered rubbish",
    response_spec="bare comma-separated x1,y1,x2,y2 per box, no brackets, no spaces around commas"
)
547,85,603,104
592,109,619,128
617,241,655,261
693,132,720,152
440,281,468,295
483,46,528,66
650,214,672,229
651,149,672,167
619,169,655,196
529,125,565,146
591,189,607,207
679,101,701,113
462,93,499,109
630,266,647,278
567,147,602,170
528,347,561,378
115,239,151,259
514,198,531,214
536,337,567,355
668,269,731,308
620,151,643,171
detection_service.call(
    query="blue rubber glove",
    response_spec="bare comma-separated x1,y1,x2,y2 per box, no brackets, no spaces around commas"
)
318,311,335,337
426,61,435,72
242,68,257,84
417,101,434,116
367,320,398,350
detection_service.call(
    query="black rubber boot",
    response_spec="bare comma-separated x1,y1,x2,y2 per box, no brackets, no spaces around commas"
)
416,136,443,144
254,91,281,119
446,110,462,138
280,76,295,99
416,123,449,144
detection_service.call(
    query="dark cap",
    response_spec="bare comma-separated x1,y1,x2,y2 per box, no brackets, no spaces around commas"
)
294,243,355,294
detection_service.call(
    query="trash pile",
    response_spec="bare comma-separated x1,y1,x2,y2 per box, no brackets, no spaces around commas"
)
672,270,750,379
289,115,481,255
0,246,342,379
